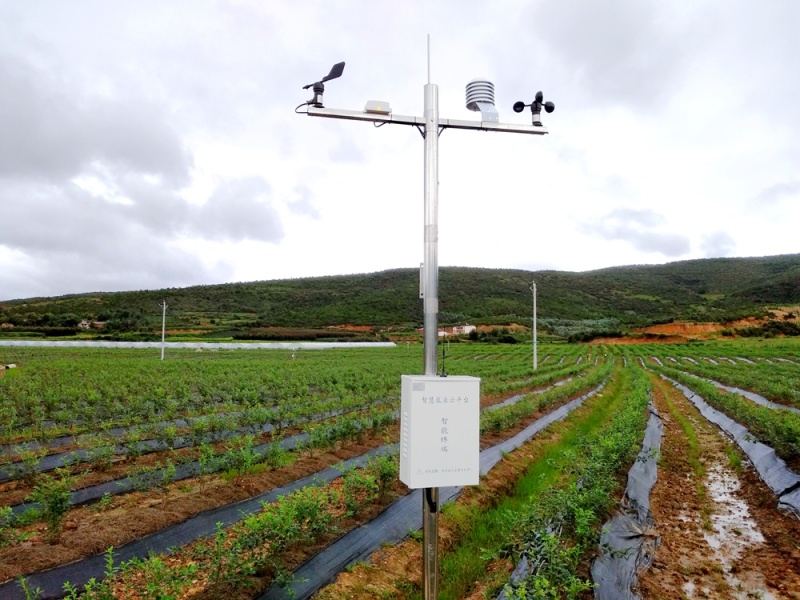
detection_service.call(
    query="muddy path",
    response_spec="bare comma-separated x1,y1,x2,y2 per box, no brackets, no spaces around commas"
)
638,373,800,599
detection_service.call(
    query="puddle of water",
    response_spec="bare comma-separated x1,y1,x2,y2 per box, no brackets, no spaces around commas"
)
677,463,777,599
703,464,763,555
699,463,776,600
682,580,714,598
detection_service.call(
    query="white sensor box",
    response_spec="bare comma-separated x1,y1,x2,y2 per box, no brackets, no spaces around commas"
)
399,375,480,489
364,100,391,114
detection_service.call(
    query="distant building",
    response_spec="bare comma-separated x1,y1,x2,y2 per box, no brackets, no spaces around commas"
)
451,324,476,335
417,327,448,337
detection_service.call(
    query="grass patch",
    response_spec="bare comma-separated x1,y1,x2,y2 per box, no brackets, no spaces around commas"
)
724,444,744,474
426,365,640,600
652,376,713,530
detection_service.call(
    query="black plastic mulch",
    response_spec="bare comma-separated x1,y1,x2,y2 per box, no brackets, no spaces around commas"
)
666,376,800,516
9,433,311,518
0,380,603,600
259,382,606,600
590,403,663,600
0,446,394,600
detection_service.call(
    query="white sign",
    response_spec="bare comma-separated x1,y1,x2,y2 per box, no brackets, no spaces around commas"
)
399,374,481,488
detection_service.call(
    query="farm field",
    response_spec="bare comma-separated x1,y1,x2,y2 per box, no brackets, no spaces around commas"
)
0,339,799,599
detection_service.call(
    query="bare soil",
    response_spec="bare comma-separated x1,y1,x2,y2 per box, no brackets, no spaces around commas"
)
593,306,800,345
592,321,725,344
326,324,374,332
637,374,800,599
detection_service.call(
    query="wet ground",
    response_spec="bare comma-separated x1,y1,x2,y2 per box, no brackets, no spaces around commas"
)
638,375,800,599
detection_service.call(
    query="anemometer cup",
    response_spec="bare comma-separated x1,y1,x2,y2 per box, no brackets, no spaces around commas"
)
513,91,555,126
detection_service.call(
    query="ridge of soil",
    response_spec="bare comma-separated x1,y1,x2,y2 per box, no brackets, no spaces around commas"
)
314,383,612,599
317,370,800,600
0,433,391,583
637,374,800,599
0,380,579,585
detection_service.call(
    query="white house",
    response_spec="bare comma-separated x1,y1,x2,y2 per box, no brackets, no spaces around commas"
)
451,324,477,335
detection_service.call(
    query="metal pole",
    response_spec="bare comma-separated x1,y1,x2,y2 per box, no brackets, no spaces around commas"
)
423,83,439,377
161,300,167,361
422,81,439,600
531,281,537,371
298,60,551,600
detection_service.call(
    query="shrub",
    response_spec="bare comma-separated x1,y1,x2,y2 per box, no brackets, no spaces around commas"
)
28,469,74,543
341,467,378,516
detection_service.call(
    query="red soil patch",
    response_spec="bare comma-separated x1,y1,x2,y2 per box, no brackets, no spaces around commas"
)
592,315,777,345
638,322,726,336
592,335,688,345
327,324,374,332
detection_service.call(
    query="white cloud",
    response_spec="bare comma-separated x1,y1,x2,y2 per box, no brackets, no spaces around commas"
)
701,231,736,257
0,0,799,301
580,208,690,258
753,181,800,207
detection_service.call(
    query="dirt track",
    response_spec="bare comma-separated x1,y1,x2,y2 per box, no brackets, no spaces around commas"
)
638,374,800,599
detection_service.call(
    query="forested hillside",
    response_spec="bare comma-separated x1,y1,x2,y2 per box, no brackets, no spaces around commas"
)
2,254,799,338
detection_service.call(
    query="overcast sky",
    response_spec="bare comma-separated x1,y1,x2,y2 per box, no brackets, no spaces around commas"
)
1,1,798,301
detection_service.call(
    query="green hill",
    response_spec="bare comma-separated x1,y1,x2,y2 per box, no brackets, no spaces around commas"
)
2,254,799,339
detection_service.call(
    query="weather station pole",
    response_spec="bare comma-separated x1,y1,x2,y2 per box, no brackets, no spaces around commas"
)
296,41,554,599
420,73,441,597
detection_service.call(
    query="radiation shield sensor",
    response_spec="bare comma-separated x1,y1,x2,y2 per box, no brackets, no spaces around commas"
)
465,78,499,123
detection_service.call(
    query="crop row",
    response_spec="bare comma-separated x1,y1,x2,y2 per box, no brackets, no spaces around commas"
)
0,344,585,470
0,348,604,589
649,362,800,463
4,405,399,524
642,354,800,408
5,357,593,516
621,337,800,361
18,336,799,598
27,363,611,599
0,345,590,442
481,362,612,434
309,361,648,599
499,364,650,598
0,348,590,481
19,452,403,600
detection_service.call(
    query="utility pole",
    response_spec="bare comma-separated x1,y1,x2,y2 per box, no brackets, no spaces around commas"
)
160,300,167,361
297,44,554,599
531,281,537,371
